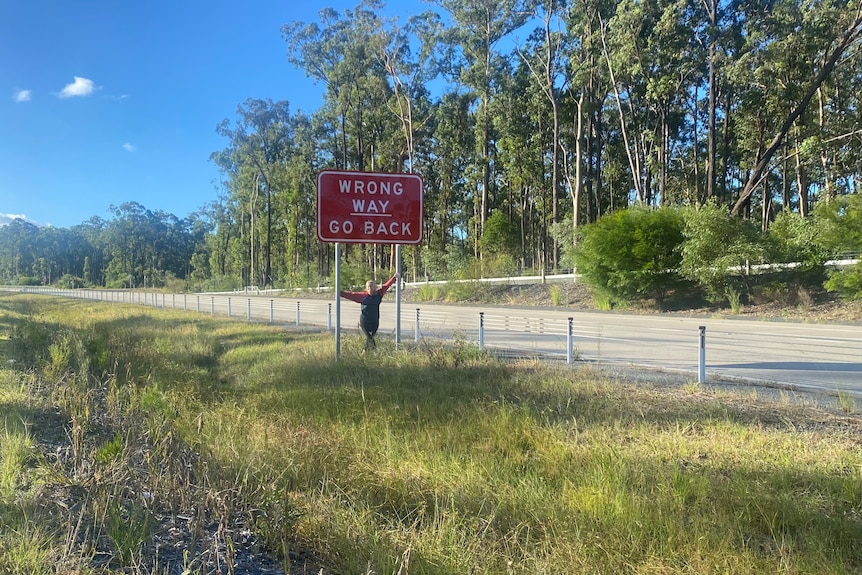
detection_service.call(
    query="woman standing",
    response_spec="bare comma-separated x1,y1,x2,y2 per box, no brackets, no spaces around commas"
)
339,273,399,351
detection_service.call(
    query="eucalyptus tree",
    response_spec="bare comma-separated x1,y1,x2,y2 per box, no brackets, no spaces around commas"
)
515,0,570,270
0,219,39,281
214,99,294,287
495,58,550,271
429,0,535,249
561,0,614,224
101,202,194,288
421,91,476,275
600,0,699,206
283,7,355,168
730,1,862,217
276,111,322,285
366,10,442,173
284,1,396,173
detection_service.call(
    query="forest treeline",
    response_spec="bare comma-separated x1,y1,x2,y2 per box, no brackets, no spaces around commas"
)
2,0,861,298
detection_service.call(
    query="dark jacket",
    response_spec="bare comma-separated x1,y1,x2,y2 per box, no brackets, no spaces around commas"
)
340,275,397,327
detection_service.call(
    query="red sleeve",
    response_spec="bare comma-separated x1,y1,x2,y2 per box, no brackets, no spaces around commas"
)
339,290,366,303
376,275,398,298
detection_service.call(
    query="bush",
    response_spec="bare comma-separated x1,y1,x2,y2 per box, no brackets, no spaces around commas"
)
814,194,862,300
14,276,42,286
767,211,830,269
680,203,767,302
825,262,862,300
572,206,685,305
57,275,85,289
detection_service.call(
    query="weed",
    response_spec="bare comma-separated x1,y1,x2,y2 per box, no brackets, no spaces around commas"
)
726,287,742,314
549,285,562,306
594,293,613,311
0,426,33,498
105,499,151,567
417,284,439,302
837,390,856,414
682,381,701,394
95,431,124,465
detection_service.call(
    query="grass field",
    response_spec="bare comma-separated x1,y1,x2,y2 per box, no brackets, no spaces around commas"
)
1,293,860,574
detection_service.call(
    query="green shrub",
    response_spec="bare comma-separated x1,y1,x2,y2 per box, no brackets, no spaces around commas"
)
815,194,862,300
14,276,41,286
824,262,862,300
573,206,685,305
57,274,85,289
680,203,767,302
767,211,829,269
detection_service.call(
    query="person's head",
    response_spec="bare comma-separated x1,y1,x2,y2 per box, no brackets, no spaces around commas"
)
365,280,376,294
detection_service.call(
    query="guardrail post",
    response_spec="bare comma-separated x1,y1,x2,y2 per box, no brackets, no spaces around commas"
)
479,312,485,351
296,301,300,327
270,300,274,323
567,317,574,364
415,308,421,342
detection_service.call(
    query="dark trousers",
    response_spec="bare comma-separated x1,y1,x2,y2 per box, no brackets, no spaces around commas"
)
360,320,379,350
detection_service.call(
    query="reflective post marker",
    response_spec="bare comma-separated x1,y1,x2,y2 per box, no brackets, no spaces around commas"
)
567,317,574,364
415,308,420,342
698,326,707,383
479,312,485,351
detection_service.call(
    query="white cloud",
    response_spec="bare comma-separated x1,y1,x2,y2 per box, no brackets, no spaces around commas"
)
0,213,29,226
14,90,32,103
58,76,96,98
122,143,137,152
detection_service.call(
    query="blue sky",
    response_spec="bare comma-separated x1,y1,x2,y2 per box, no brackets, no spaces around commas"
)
0,1,425,228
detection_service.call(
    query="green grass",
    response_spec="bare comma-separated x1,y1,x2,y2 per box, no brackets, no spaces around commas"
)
0,293,861,574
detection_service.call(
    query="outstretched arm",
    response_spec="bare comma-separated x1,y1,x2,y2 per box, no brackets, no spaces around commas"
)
339,290,366,303
377,274,399,298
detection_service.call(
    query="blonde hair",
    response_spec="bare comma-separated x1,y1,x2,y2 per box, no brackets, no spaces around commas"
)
366,280,376,293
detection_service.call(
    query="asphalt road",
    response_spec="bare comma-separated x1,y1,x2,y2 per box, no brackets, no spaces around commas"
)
11,287,862,396
371,300,861,395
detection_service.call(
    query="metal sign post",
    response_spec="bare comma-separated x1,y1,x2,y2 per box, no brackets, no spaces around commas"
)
396,245,402,349
335,243,341,360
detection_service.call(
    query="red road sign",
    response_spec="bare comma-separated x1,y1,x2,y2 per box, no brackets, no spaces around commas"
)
317,170,424,244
